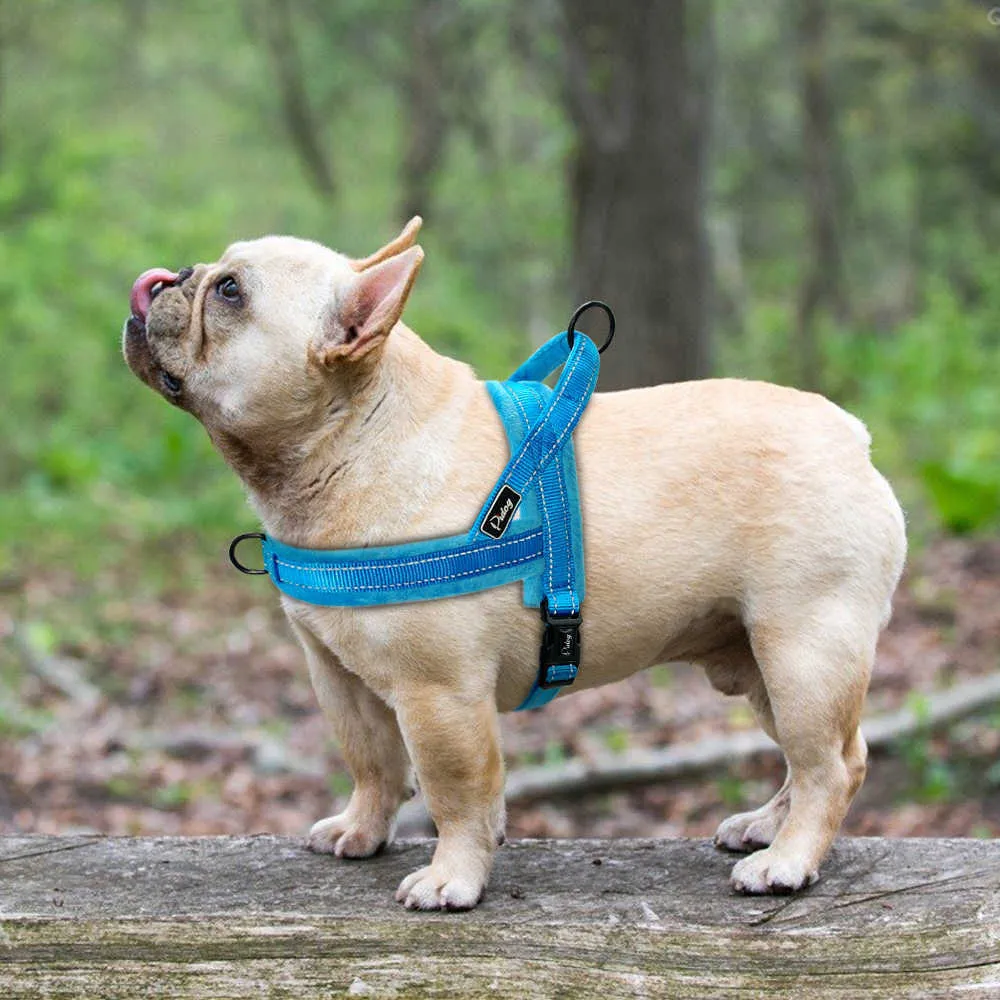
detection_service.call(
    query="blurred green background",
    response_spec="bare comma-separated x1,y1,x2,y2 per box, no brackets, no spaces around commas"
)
0,0,999,838
2,0,998,585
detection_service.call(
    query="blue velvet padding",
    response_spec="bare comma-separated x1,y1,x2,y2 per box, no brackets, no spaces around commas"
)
264,528,545,607
255,330,598,710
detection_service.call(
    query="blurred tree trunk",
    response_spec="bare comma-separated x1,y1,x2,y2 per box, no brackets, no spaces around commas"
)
794,0,845,391
400,1,449,223
396,2,493,225
0,0,28,177
261,0,335,199
561,0,713,389
0,0,7,172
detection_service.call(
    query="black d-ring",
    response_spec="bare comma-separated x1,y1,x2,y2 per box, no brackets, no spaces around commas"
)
229,532,268,575
566,300,615,353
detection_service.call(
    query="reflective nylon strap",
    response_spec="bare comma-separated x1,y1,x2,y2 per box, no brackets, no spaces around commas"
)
263,528,544,608
252,331,596,712
493,333,599,498
260,332,598,610
500,380,584,711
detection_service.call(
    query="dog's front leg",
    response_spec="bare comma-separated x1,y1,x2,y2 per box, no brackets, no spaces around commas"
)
394,685,505,910
292,623,413,858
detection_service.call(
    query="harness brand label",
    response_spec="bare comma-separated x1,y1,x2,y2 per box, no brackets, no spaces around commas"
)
480,484,522,539
557,627,575,658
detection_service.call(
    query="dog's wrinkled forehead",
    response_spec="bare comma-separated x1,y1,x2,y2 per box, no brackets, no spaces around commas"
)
218,235,356,307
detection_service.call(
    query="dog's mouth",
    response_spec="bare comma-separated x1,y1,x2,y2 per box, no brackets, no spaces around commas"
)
124,265,194,401
130,267,180,324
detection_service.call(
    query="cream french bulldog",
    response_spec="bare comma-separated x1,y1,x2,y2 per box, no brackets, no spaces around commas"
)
123,217,906,910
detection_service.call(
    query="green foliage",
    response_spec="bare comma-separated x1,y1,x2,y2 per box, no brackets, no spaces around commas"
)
0,692,52,738
724,270,1000,536
891,695,957,803
715,0,1000,538
0,125,248,574
921,463,1000,536
715,775,747,810
600,727,630,755
823,260,1000,534
890,695,1000,806
0,2,553,581
1,0,997,591
327,772,354,798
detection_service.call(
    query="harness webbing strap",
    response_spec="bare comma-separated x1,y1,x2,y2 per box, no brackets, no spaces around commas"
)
487,379,584,710
250,330,599,710
266,529,545,603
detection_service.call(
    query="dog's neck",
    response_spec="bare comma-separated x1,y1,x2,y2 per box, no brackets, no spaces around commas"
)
227,326,479,549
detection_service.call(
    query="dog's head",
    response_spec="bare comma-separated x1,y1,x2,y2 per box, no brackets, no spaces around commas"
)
122,218,424,459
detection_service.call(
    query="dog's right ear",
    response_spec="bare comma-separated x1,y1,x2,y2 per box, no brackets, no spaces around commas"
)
311,245,424,367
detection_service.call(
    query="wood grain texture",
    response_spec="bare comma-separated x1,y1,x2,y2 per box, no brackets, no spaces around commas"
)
0,836,997,998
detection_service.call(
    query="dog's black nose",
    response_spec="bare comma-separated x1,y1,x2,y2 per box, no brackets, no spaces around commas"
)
175,266,195,284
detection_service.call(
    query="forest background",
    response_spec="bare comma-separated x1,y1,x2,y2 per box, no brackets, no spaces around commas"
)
1,0,998,841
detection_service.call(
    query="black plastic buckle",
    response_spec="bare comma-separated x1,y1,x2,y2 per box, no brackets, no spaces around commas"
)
538,599,581,689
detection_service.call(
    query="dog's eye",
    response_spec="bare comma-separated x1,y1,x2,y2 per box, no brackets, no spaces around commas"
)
215,276,241,302
160,370,183,396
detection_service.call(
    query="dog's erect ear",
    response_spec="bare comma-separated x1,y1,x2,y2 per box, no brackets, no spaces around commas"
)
350,216,423,272
313,245,424,366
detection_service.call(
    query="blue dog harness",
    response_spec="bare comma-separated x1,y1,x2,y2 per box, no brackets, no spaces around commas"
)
229,303,614,711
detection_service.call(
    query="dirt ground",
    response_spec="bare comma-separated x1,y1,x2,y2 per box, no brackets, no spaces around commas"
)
1,536,998,843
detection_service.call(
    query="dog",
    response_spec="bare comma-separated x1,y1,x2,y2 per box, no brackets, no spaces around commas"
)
123,217,906,910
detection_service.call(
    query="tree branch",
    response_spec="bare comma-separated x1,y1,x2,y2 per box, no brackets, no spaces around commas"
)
260,0,335,199
794,0,847,390
393,673,1000,831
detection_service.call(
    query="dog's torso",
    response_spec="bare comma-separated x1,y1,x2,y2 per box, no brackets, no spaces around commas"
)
282,330,905,714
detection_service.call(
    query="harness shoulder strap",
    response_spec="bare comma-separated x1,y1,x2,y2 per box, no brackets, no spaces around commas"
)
488,379,586,710
234,329,601,711
258,332,598,609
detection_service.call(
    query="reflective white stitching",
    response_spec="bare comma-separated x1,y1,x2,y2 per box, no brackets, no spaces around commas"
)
522,382,580,611
507,347,585,483
511,348,595,492
553,445,576,607
532,369,594,481
283,549,539,592
512,386,555,594
273,530,543,575
270,344,591,602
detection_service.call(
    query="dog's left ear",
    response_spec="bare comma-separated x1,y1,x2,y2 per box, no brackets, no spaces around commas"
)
350,216,422,272
313,244,424,366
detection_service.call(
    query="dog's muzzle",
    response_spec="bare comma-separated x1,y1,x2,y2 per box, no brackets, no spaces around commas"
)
130,268,179,323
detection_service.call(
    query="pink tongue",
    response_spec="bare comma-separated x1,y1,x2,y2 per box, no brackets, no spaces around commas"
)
130,268,179,321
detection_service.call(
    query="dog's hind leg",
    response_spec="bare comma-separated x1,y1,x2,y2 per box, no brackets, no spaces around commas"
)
293,623,413,859
714,678,791,853
729,605,872,894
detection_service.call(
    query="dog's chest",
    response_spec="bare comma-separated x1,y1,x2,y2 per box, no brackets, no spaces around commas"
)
283,598,413,700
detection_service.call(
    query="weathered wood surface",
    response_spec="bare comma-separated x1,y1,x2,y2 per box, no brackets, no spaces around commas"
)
0,836,997,998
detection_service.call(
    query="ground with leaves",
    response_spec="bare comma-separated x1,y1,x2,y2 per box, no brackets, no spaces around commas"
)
1,535,998,843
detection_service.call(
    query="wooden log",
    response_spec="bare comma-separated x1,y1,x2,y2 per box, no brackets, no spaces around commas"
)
0,835,997,998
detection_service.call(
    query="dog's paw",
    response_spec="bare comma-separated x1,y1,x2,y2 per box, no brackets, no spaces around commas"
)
308,812,390,859
730,849,819,895
714,809,782,853
395,863,485,911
